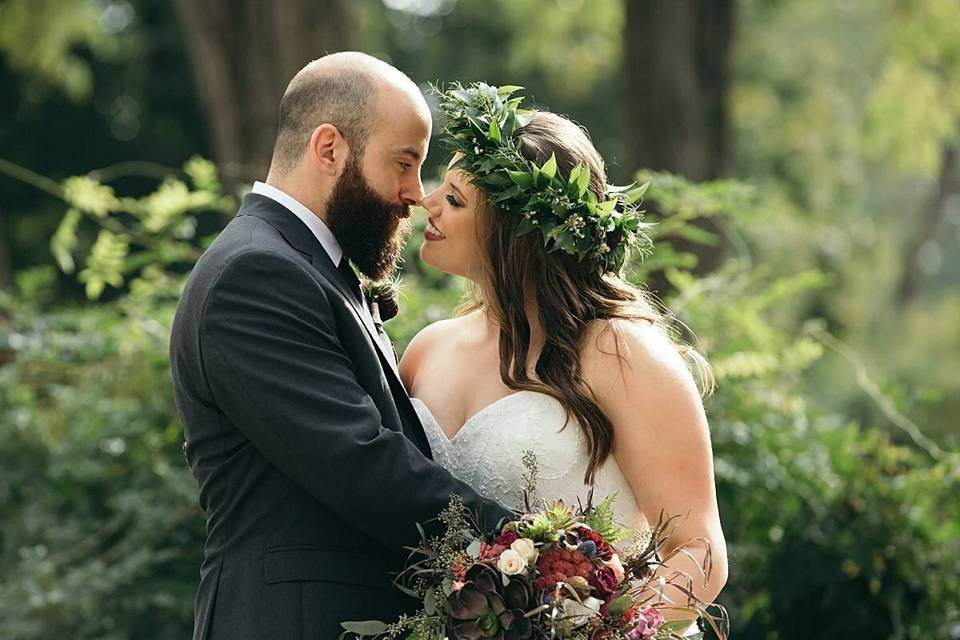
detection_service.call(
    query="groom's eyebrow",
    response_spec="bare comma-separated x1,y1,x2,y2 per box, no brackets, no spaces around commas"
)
397,146,422,162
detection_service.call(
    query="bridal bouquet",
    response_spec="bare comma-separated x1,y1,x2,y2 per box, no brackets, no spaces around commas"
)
341,463,727,640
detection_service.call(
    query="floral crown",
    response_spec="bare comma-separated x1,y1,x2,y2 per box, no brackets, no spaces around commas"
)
435,82,653,273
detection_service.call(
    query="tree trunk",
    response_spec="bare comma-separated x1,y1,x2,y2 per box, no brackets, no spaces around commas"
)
897,141,960,303
623,0,736,283
174,0,355,182
0,216,11,291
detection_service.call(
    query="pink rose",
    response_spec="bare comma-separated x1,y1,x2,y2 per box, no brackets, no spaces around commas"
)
625,606,664,640
641,607,664,628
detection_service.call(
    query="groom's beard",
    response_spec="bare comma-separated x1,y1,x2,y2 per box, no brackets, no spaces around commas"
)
326,158,412,281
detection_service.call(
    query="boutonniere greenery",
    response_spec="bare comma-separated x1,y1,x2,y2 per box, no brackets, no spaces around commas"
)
361,275,401,324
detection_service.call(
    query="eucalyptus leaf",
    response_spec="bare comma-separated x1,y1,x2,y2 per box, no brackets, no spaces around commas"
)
488,118,501,144
466,539,482,558
516,217,538,236
624,181,650,204
496,84,524,96
597,199,618,216
478,172,511,189
515,109,535,128
576,165,592,197
540,153,558,181
660,619,698,634
491,184,522,203
424,588,437,615
393,581,422,598
507,170,534,188
340,620,389,636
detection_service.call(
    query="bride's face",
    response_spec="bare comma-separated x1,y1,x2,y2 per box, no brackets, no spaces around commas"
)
419,157,484,280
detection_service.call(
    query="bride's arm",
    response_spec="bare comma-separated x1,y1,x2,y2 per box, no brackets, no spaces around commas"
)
583,319,728,612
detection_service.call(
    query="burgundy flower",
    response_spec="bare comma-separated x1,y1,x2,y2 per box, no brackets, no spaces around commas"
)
589,565,619,597
498,531,520,546
376,291,399,322
534,547,594,591
573,527,613,561
479,542,509,562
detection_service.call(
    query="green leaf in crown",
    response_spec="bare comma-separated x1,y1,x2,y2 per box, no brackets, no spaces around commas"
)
433,81,655,273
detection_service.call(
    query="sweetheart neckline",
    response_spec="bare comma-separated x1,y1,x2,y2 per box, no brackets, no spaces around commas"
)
411,390,556,443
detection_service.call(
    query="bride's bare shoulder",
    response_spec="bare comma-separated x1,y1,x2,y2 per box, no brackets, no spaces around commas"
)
581,317,695,398
398,310,485,388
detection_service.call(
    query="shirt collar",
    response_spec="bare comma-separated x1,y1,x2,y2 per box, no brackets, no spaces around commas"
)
250,181,343,265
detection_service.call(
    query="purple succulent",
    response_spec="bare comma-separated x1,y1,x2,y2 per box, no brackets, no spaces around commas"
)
447,564,533,640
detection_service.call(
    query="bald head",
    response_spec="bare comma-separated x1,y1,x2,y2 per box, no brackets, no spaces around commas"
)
269,52,427,175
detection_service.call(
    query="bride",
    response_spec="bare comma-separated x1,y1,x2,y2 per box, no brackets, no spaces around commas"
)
398,84,728,609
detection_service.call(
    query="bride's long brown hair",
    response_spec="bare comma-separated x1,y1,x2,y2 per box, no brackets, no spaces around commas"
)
459,112,713,484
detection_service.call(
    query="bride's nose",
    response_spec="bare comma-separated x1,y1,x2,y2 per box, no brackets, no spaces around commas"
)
420,188,441,215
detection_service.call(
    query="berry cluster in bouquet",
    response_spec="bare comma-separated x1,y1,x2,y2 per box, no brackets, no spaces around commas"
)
342,455,727,640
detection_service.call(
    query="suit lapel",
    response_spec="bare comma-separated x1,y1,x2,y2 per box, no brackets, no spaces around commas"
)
236,194,429,452
237,194,400,375
309,251,401,377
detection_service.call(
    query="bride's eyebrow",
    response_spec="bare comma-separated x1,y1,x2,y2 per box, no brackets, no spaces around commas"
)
449,182,467,203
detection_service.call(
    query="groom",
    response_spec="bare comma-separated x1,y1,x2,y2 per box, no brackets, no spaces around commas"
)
170,52,512,640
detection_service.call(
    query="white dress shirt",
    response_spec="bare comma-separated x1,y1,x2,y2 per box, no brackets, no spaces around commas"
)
251,181,343,265
248,182,396,367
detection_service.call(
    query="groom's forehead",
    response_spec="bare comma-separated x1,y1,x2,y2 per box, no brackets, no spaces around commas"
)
368,91,430,151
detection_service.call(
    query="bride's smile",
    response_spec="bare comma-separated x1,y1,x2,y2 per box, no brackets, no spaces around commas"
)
419,163,484,279
423,217,446,241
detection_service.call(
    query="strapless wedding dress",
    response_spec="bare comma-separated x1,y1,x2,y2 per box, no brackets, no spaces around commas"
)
411,390,643,526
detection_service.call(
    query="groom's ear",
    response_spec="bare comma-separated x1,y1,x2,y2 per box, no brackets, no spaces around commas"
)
307,123,348,176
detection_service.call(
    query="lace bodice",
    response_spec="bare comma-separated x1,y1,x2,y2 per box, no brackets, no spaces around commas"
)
411,391,643,526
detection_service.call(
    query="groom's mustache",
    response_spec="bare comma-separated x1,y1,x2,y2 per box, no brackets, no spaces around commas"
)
389,202,412,221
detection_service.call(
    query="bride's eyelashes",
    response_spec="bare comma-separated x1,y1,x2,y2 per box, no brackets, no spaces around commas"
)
445,194,463,209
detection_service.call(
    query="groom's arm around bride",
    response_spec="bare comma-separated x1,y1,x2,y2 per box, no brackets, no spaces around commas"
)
169,52,512,640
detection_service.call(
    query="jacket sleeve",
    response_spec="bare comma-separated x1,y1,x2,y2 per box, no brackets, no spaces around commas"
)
199,249,512,552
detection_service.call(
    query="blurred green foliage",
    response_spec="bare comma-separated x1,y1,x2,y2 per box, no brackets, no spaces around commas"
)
1,0,958,638
1,159,957,639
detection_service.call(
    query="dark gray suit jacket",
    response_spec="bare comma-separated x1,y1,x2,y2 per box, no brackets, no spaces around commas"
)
169,193,512,639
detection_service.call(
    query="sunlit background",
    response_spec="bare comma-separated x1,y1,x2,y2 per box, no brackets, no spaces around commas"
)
0,1,958,638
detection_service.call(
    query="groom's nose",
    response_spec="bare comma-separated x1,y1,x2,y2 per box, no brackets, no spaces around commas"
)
400,174,425,206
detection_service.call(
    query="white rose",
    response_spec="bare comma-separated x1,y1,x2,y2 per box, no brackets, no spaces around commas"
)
582,597,603,614
510,538,539,564
496,549,528,576
560,597,604,627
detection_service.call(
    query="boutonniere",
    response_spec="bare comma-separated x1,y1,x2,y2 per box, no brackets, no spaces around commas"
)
361,275,401,324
